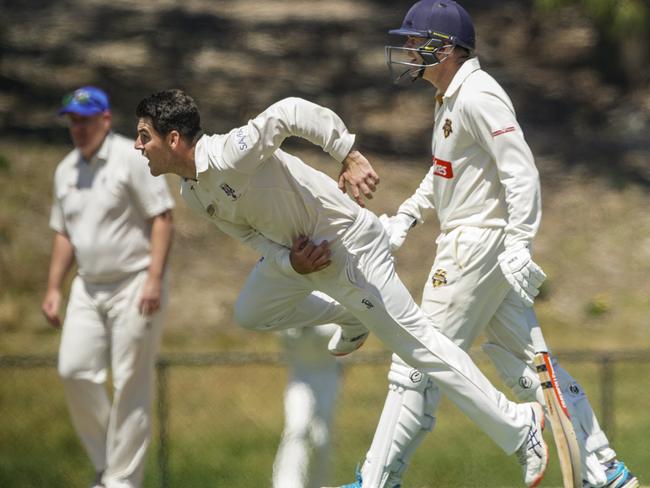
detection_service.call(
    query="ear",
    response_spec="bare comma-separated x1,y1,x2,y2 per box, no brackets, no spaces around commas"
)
101,110,112,128
167,130,182,150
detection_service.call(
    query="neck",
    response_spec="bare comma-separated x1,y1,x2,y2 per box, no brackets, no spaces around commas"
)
434,64,459,93
426,54,463,94
80,137,106,161
178,142,198,180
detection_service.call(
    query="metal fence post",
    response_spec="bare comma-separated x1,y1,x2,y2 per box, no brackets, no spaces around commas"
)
599,354,615,443
157,360,170,488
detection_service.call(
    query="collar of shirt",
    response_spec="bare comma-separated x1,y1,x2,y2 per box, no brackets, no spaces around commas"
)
81,131,112,166
441,56,481,102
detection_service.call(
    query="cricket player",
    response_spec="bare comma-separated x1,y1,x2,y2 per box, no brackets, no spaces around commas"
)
42,86,174,488
336,1,639,488
273,324,341,488
134,89,548,487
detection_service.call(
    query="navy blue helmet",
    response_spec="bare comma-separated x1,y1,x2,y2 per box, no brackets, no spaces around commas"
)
385,0,475,83
390,0,475,51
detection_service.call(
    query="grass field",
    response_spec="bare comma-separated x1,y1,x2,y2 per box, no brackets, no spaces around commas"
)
1,138,649,487
1,356,649,487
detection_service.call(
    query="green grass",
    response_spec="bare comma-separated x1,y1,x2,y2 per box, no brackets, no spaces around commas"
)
2,359,648,487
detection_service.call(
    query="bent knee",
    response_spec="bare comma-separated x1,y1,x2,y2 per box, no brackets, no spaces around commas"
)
58,360,106,384
233,301,272,331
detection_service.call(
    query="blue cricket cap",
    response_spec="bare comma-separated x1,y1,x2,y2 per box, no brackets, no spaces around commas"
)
389,0,475,51
58,86,110,116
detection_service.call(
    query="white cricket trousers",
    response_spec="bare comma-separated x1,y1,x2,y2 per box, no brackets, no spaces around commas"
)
419,225,613,483
273,326,341,488
235,209,531,454
58,270,167,488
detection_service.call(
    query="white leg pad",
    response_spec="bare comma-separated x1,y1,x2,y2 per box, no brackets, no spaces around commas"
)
361,356,439,488
483,342,609,486
554,363,609,486
482,342,543,404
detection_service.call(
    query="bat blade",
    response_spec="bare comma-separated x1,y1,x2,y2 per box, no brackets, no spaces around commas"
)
534,351,582,488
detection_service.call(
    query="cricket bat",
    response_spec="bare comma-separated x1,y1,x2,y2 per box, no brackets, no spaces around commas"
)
531,324,582,487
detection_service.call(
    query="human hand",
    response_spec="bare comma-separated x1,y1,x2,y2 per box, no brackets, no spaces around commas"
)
379,213,415,251
498,245,546,307
138,275,162,316
289,235,332,274
338,150,380,207
42,288,62,328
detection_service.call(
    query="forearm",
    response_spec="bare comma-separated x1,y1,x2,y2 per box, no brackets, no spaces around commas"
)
147,210,173,280
397,166,436,224
498,152,541,248
46,232,75,291
213,218,292,272
504,175,542,247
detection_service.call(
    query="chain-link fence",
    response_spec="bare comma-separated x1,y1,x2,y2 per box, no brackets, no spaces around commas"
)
1,350,649,488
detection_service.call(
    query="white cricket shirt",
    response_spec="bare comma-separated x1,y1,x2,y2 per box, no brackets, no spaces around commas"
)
398,57,541,249
50,132,175,283
181,97,358,271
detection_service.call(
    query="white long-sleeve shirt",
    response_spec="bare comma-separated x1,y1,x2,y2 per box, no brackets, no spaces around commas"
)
397,57,541,249
180,97,358,271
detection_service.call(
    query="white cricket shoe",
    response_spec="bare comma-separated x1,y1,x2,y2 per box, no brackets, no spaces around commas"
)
327,325,369,356
598,460,640,488
516,402,548,487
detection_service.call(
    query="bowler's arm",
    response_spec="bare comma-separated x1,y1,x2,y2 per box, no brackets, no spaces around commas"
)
221,97,379,206
213,219,329,274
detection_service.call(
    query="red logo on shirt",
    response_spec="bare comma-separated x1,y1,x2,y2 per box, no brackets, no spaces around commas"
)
433,157,453,178
491,126,516,137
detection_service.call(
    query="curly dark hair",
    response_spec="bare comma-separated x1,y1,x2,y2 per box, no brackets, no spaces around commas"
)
136,89,202,143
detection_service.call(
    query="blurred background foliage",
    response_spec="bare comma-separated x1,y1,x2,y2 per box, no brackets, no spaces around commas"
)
535,0,649,85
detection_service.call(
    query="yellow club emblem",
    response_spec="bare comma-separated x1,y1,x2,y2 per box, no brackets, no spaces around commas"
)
443,119,453,138
432,269,448,288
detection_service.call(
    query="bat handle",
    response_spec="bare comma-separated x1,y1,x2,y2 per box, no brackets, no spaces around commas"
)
530,321,548,353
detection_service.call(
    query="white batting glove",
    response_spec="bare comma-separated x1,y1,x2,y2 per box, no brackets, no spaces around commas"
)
498,245,547,307
378,213,415,251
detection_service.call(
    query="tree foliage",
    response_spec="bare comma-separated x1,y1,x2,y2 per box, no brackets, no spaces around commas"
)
536,0,648,37
535,0,649,85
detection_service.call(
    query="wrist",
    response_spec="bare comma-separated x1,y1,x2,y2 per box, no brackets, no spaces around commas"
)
396,212,417,228
146,268,164,282
46,282,62,293
279,251,298,275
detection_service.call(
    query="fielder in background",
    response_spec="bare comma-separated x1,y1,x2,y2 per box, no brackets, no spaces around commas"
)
134,89,549,487
337,1,639,488
273,324,341,488
41,86,174,488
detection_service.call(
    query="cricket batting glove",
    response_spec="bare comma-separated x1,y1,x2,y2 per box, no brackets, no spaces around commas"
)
498,245,547,307
379,213,416,251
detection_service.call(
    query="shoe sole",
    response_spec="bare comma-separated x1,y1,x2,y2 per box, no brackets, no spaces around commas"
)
614,476,640,488
528,403,548,488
